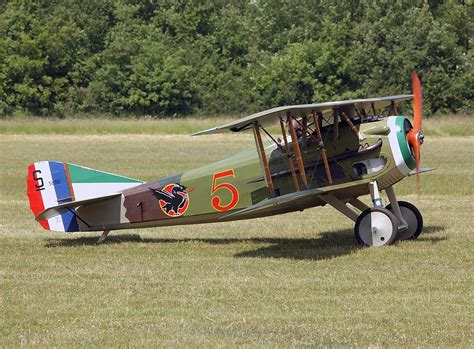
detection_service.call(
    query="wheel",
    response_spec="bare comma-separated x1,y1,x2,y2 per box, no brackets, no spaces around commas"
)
386,201,423,240
354,207,398,247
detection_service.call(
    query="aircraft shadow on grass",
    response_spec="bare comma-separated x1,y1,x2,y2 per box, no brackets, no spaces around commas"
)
45,225,446,261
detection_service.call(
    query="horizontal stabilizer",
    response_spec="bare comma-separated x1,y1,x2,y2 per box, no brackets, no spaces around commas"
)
408,167,435,176
220,188,324,220
35,192,121,222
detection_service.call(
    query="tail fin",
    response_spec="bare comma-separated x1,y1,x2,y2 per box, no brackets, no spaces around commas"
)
27,161,143,232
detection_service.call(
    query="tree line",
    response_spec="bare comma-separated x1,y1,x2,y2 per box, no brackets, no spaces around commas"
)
0,0,472,117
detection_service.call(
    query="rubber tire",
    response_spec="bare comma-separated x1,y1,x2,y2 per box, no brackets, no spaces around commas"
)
354,207,399,247
386,201,423,240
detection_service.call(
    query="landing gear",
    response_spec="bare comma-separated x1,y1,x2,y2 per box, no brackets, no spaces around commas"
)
321,182,423,247
386,201,423,240
96,230,110,244
354,207,398,246
353,181,399,247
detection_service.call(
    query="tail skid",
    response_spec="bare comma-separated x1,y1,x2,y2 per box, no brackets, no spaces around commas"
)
27,161,143,232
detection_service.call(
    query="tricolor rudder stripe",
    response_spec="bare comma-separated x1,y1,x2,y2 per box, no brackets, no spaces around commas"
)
27,161,79,232
49,162,79,232
27,164,48,230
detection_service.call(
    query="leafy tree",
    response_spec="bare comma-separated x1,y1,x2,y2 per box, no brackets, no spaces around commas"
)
0,0,471,116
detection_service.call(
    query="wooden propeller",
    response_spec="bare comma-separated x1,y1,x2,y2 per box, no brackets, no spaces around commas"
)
406,71,424,194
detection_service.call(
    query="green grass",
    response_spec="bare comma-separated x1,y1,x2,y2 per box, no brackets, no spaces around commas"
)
0,116,234,135
0,119,473,346
1,113,472,136
422,114,474,137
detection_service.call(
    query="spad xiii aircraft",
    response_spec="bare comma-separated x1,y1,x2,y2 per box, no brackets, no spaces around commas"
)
27,72,429,246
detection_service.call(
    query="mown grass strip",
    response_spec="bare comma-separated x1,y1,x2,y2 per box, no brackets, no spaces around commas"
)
0,117,234,135
0,114,472,136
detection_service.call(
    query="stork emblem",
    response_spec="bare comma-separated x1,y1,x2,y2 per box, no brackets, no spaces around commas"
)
151,183,189,217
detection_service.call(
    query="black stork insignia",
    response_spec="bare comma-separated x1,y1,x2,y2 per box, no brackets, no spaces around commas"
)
151,184,188,216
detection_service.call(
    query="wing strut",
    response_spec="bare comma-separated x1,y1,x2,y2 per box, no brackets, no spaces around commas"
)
390,100,398,115
340,111,364,141
279,117,300,192
333,110,339,140
252,121,275,197
371,102,377,116
287,113,309,188
312,111,333,185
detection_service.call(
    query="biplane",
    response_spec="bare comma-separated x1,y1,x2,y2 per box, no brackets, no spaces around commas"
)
27,72,429,246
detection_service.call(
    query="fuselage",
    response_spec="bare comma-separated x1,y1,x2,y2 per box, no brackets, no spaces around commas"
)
74,115,416,231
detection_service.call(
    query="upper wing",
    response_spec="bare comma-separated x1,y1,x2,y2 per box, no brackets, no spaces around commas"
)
192,95,412,136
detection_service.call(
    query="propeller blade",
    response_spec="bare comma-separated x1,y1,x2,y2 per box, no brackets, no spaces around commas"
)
411,71,422,132
408,71,423,194
412,139,421,194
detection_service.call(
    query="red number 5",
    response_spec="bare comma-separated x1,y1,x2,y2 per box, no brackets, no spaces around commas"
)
211,169,239,212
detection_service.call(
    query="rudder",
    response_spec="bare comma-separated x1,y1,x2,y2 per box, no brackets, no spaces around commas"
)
27,161,143,232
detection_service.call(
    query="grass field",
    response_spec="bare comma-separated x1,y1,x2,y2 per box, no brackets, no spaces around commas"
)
1,117,473,347
1,113,473,136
